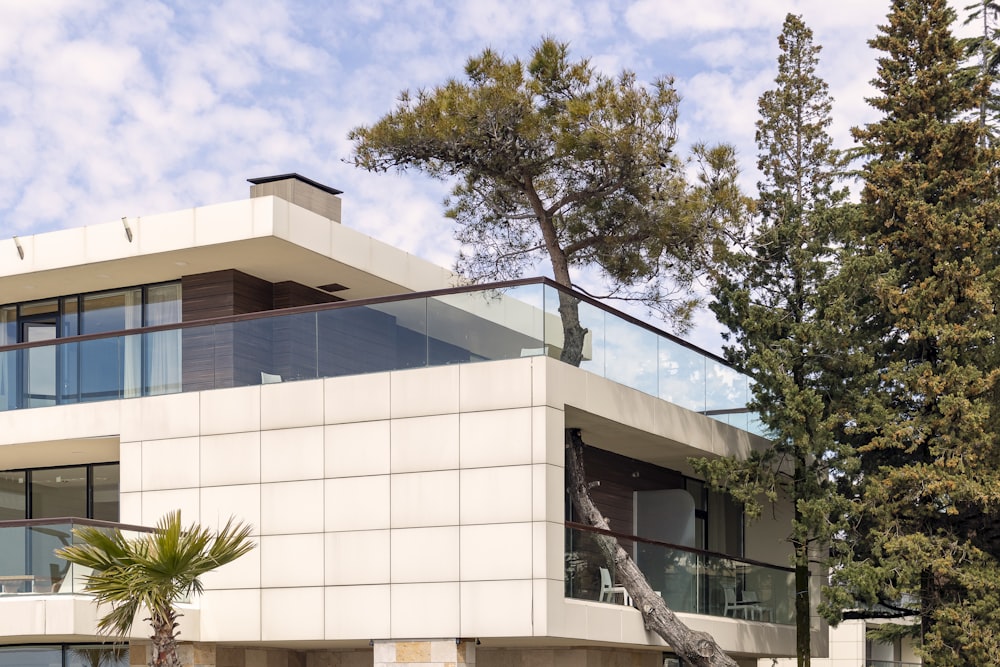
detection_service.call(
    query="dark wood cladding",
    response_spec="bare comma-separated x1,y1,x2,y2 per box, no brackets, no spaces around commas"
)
180,270,402,390
273,281,343,309
315,307,400,376
179,271,275,390
181,270,273,321
573,445,685,535
182,271,273,390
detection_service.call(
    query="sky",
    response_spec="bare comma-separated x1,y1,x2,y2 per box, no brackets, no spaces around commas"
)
0,0,976,354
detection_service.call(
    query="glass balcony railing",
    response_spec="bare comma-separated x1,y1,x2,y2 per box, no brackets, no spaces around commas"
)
0,278,761,435
0,518,153,595
566,523,795,624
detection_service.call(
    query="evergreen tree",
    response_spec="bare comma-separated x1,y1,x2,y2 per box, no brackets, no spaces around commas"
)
351,38,742,666
694,15,849,666
826,1,1000,664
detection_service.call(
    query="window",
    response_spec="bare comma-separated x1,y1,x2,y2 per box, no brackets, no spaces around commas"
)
0,645,127,667
0,463,119,521
0,282,181,408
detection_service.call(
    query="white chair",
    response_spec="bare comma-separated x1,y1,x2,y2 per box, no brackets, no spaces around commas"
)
260,371,282,384
722,585,747,618
722,585,766,620
740,590,768,621
599,567,631,605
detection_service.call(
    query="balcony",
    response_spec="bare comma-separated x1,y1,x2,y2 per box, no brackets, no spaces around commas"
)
0,279,761,435
566,523,795,624
0,518,152,595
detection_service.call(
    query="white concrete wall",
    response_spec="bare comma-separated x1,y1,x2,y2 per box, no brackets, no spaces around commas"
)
116,358,555,643
0,356,794,657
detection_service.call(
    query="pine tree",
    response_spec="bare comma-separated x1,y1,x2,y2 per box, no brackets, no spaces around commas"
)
694,15,849,666
826,1,1000,664
351,37,743,667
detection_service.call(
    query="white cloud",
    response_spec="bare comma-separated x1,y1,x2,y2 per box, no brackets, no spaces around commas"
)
0,0,982,349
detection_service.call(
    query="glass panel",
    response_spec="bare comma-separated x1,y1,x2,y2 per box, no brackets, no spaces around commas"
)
23,322,57,408
0,524,27,589
658,338,706,412
145,283,181,325
79,290,142,399
542,285,605,370
258,312,317,382
706,359,750,431
30,467,88,519
81,289,142,334
605,315,658,395
29,523,74,592
0,470,26,520
565,526,794,624
79,337,122,402
144,330,181,395
61,297,78,337
66,646,129,667
144,284,182,395
91,464,119,522
0,521,144,595
59,338,80,405
0,305,14,343
367,298,429,370
0,646,61,667
0,307,13,411
0,283,762,435
430,284,546,362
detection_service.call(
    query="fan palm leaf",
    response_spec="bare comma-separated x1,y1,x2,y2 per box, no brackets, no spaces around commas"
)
56,511,254,666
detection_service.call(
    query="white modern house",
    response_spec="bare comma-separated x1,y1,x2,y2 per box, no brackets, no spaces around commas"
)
0,175,819,667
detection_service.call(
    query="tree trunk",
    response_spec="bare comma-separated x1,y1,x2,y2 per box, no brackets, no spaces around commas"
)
795,554,811,667
794,452,811,667
149,610,183,667
557,291,587,365
566,429,739,667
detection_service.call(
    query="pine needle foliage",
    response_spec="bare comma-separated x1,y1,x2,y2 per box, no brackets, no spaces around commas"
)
826,2,1000,664
694,14,850,665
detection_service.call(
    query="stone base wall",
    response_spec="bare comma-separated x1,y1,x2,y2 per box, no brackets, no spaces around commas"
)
130,642,672,667
477,647,662,667
372,639,474,666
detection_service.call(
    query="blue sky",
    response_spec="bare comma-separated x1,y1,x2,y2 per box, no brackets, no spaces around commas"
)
0,0,970,352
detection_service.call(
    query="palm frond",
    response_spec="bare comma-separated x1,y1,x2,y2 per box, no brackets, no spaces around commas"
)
56,511,255,645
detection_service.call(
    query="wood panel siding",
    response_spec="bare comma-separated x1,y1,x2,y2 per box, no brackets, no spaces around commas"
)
273,281,343,309
576,445,686,535
181,270,274,389
316,307,400,377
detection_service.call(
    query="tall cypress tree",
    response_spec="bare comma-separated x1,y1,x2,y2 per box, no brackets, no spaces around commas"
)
827,1,1000,664
696,14,849,666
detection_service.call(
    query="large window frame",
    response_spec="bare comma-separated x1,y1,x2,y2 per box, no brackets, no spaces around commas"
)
0,463,120,522
0,282,180,409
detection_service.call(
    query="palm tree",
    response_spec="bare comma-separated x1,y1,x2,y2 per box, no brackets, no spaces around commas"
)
56,511,255,667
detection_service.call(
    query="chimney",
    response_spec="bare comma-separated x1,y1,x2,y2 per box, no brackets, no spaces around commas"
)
248,173,343,222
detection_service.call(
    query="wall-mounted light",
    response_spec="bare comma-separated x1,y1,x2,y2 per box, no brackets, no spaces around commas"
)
121,217,133,242
12,236,23,260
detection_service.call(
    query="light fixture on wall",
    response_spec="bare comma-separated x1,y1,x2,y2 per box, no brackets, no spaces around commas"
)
12,236,23,260
121,217,133,242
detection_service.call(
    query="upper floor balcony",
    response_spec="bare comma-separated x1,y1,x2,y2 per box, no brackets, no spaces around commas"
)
0,518,151,596
0,278,761,436
567,523,795,625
